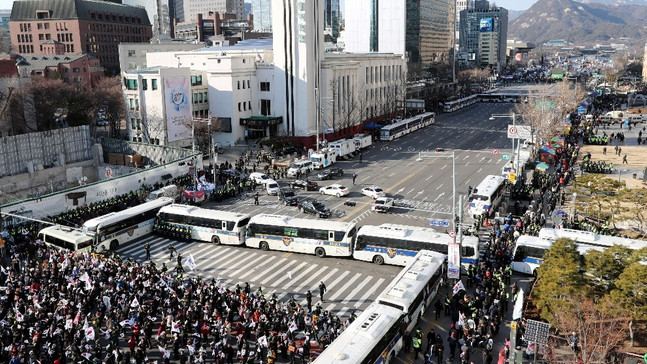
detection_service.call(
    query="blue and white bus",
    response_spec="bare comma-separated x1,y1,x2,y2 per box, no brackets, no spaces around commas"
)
538,228,647,251
510,235,604,276
467,175,506,217
245,214,356,257
353,223,479,267
380,112,434,141
156,204,251,245
82,197,174,251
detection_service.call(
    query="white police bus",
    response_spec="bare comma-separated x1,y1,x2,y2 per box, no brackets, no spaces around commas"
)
38,225,94,252
82,197,174,251
380,112,434,141
467,175,506,217
538,228,647,251
156,204,251,245
353,223,479,267
245,214,356,257
511,235,604,276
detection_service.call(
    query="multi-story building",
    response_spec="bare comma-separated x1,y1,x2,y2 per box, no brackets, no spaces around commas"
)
181,0,244,27
251,0,272,32
120,0,406,148
455,0,474,48
122,0,176,37
118,40,205,72
324,0,340,43
14,53,103,87
459,0,507,69
9,0,152,72
344,0,454,80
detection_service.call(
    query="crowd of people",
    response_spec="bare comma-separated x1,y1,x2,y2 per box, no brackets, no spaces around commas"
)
0,235,351,364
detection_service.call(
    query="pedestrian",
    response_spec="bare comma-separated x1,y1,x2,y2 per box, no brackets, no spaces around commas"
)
434,299,442,320
448,331,457,359
623,154,628,164
602,146,606,155
168,243,176,260
145,241,151,260
359,152,363,163
352,173,357,185
254,192,259,205
403,331,412,353
177,252,183,269
306,290,312,312
319,281,327,303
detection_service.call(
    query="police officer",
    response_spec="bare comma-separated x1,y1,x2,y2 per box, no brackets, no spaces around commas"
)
254,192,259,206
144,242,151,260
319,281,327,303
412,332,422,359
306,290,312,312
168,244,176,260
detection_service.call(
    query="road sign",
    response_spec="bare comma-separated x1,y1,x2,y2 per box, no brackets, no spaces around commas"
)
492,149,500,155
525,319,550,345
502,154,510,160
429,219,450,227
507,125,532,139
447,230,456,239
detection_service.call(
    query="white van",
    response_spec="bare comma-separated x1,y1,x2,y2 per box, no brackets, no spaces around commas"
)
265,180,280,195
627,115,645,125
287,160,313,177
249,172,272,185
147,185,179,202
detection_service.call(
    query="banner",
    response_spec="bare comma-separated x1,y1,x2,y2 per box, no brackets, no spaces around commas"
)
447,242,461,279
165,77,192,143
512,288,525,320
479,18,493,32
185,254,196,271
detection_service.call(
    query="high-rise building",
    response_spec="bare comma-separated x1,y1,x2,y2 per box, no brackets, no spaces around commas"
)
324,0,340,43
251,0,272,32
459,0,508,69
9,0,152,71
181,0,244,24
122,0,174,37
344,0,454,80
455,0,474,48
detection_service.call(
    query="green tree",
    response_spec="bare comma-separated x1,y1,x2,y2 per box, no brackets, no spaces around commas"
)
608,261,647,347
584,245,633,295
534,238,587,324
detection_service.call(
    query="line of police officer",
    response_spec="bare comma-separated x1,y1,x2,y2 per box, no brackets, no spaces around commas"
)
153,218,192,241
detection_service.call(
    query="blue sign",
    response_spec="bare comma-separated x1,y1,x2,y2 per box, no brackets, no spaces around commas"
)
429,219,450,227
479,18,493,32
324,128,334,134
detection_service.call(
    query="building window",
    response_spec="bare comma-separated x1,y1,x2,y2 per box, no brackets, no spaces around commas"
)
73,68,80,73
261,99,271,116
190,75,202,86
129,99,139,110
152,79,158,90
237,80,240,89
248,101,251,110
131,118,136,129
142,79,147,90
238,102,242,112
247,80,250,89
128,50,136,57
128,62,136,69
260,82,270,91
125,78,138,90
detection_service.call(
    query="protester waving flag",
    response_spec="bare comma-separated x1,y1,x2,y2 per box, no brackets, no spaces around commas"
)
452,280,465,295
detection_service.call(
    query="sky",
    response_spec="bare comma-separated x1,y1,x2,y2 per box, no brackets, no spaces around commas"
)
491,0,540,11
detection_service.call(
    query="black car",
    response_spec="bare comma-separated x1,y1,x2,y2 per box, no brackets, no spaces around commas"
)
279,189,299,206
289,179,318,191
317,167,344,180
298,199,331,218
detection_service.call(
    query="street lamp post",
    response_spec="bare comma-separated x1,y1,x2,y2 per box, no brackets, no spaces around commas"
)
489,112,520,175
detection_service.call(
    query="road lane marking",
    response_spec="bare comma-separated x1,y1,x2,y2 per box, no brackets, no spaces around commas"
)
436,183,443,190
425,174,434,181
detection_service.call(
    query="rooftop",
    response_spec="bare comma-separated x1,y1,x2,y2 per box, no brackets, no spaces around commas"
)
10,0,151,26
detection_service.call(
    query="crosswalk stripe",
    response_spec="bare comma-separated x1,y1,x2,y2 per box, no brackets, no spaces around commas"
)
335,307,349,318
293,266,328,294
259,260,299,286
270,261,309,288
227,255,268,278
354,277,385,308
214,252,262,276
327,273,361,302
239,257,284,281
341,275,373,305
301,269,343,306
118,236,159,255
195,248,244,273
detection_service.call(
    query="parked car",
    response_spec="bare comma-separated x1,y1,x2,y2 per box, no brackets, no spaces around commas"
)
279,189,299,206
372,197,394,212
319,184,350,197
249,172,272,185
361,185,386,199
265,180,280,195
317,167,344,180
289,179,318,191
298,199,331,218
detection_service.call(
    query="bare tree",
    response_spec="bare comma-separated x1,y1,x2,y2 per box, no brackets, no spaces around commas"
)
551,296,629,364
91,77,126,138
328,77,363,138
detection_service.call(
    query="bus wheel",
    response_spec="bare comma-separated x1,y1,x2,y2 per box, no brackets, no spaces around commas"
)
260,241,269,251
109,240,119,251
373,255,384,265
211,236,221,245
315,247,326,258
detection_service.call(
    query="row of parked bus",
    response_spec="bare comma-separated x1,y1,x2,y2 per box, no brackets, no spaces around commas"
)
37,198,478,268
314,249,447,363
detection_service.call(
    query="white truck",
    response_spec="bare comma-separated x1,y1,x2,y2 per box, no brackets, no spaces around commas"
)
353,133,372,150
309,148,337,169
146,184,179,202
328,139,356,160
